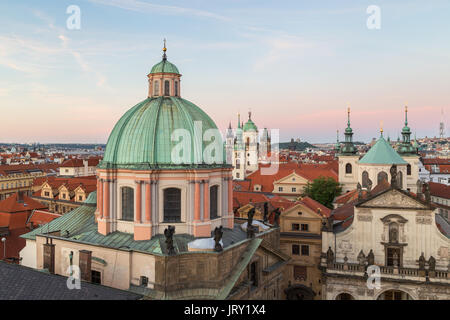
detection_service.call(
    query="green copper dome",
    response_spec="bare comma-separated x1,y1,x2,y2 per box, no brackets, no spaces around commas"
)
243,119,258,132
100,97,226,169
359,135,408,165
150,59,180,75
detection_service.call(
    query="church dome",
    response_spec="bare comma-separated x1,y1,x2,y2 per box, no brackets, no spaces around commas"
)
100,97,224,169
243,119,258,132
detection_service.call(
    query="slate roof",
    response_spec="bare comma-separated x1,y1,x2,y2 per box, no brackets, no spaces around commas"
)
0,261,142,300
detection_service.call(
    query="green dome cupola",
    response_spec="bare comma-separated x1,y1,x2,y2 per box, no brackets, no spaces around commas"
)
99,44,226,170
243,112,258,132
149,40,180,75
397,105,417,156
339,107,357,155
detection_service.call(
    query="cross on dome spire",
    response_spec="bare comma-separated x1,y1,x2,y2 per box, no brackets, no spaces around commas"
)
404,104,408,126
347,106,351,128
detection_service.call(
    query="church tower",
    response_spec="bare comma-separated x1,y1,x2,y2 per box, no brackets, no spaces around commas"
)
338,107,360,192
225,122,234,165
397,106,420,193
259,127,271,164
232,114,246,180
242,111,259,173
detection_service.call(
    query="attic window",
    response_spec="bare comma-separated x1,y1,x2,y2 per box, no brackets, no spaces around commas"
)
297,211,303,215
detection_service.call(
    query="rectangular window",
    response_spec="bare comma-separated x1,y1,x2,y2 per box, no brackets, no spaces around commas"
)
62,193,66,199
292,187,296,192
91,270,101,284
294,266,307,281
278,187,283,192
301,245,309,256
301,224,309,231
78,195,83,201
44,191,50,197
292,223,300,231
140,276,148,287
292,244,300,255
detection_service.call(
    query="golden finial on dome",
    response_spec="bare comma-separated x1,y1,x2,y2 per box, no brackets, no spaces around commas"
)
162,38,167,61
380,120,384,135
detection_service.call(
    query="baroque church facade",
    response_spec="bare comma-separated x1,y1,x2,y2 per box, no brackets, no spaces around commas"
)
321,176,450,300
338,107,420,194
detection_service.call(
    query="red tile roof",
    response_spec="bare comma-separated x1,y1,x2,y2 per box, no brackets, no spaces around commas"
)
428,182,450,199
0,194,47,214
235,162,338,193
26,210,60,228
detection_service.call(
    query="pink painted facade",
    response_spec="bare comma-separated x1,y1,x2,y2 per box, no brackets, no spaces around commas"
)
96,169,233,240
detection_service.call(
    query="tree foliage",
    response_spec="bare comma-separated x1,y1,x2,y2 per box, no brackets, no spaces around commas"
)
302,177,342,209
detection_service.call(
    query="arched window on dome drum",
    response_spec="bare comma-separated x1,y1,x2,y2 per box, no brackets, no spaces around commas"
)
407,164,411,176
345,163,352,174
377,171,388,184
362,171,369,189
174,81,179,96
154,81,159,96
210,185,219,219
164,80,170,96
121,187,134,221
163,188,181,222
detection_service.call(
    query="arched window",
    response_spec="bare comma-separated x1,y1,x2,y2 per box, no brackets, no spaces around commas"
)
377,171,388,184
236,159,241,169
121,187,134,221
407,164,411,176
362,171,369,188
174,81,179,96
163,188,181,222
345,163,352,174
210,185,219,219
164,80,170,96
154,81,159,96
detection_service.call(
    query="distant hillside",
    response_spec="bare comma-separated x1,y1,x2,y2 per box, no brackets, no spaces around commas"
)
275,141,316,151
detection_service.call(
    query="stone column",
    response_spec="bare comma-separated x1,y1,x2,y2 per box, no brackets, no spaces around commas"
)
98,179,111,235
98,178,103,218
203,180,210,221
194,181,201,222
227,176,234,229
145,182,151,223
135,181,142,223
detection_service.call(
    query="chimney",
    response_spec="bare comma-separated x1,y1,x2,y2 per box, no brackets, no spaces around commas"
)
43,240,55,274
79,250,92,282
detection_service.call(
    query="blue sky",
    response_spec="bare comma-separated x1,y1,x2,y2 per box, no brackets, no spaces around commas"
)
0,0,449,143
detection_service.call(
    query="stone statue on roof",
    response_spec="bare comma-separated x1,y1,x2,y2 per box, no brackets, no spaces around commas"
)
428,256,436,272
263,202,269,222
357,182,362,200
424,183,431,203
213,226,223,252
273,207,281,227
326,247,334,265
418,252,426,270
367,249,375,266
247,207,255,227
367,179,373,194
164,225,176,255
